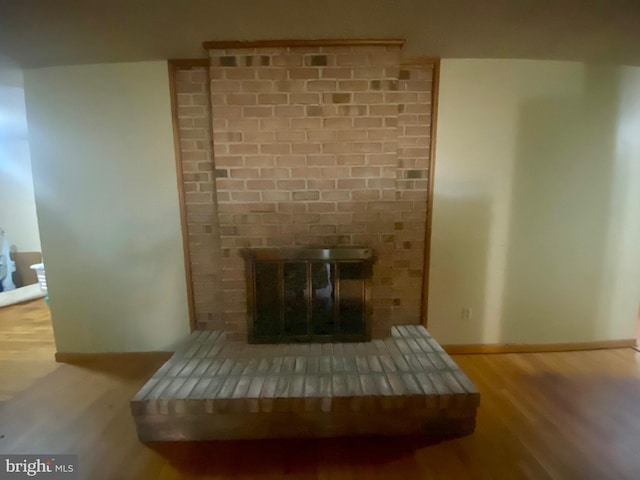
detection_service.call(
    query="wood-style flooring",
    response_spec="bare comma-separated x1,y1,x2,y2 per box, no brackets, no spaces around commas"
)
1,300,640,479
0,298,56,401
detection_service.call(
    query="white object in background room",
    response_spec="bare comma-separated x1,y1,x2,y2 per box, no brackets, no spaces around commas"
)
0,227,16,292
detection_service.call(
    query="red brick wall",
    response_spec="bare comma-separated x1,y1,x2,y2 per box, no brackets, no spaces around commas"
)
200,45,434,339
174,65,224,330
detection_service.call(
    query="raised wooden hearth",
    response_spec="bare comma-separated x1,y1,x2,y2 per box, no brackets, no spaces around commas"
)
130,326,479,441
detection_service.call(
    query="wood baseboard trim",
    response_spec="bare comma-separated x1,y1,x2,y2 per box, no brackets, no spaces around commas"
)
203,38,405,50
443,339,637,355
55,351,173,364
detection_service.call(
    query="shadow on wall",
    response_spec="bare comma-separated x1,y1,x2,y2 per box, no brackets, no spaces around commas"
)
429,194,489,344
501,65,620,343
36,199,190,353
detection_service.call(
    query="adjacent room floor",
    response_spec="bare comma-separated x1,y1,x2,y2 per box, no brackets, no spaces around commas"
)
1,300,640,479
0,298,56,401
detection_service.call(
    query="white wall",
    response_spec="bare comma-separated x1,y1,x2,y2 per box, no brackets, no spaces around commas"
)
429,59,640,345
24,61,190,353
0,65,41,252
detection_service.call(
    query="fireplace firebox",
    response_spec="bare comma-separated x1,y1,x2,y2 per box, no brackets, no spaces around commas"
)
242,248,373,343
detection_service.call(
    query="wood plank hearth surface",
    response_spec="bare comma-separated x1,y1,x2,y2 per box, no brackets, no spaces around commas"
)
131,326,479,441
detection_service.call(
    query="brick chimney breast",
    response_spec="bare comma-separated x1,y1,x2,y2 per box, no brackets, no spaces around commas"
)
170,42,433,339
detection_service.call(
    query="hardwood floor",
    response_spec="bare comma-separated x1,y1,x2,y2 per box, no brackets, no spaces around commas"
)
1,300,640,479
0,298,57,401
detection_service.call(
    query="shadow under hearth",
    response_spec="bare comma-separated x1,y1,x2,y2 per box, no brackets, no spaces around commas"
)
146,434,453,476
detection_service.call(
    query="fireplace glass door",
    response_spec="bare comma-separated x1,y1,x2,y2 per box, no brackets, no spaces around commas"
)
244,248,372,343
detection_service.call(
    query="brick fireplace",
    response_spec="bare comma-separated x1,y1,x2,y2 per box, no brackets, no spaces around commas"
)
172,40,435,341
135,44,479,443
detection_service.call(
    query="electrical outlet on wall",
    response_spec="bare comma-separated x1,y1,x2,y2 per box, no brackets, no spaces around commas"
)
462,307,472,321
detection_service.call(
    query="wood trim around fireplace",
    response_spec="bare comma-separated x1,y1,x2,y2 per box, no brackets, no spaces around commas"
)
168,60,197,331
203,38,405,49
419,58,441,328
168,58,209,68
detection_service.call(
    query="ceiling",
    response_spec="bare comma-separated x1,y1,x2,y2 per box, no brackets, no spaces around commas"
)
1,0,639,69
